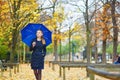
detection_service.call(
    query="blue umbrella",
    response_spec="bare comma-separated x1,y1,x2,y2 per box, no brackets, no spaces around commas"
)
21,23,52,47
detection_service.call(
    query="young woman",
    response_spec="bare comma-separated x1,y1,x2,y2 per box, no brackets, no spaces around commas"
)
30,30,46,80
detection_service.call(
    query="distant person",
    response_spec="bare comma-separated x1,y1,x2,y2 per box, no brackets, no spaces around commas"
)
30,30,46,80
114,55,120,64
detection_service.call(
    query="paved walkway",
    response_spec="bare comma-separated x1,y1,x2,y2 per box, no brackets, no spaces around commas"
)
0,63,109,80
0,63,88,80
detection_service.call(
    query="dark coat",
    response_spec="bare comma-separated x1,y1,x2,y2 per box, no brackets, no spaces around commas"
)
30,38,46,69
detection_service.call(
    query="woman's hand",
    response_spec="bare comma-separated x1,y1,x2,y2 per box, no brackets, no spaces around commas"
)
32,42,36,47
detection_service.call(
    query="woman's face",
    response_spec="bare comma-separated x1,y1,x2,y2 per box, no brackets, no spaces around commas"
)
36,30,43,38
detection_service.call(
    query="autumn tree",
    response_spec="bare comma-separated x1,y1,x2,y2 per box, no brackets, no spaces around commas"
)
43,6,65,61
68,0,104,63
94,3,112,63
94,0,119,62
0,1,12,55
0,0,40,62
63,21,84,61
110,0,119,62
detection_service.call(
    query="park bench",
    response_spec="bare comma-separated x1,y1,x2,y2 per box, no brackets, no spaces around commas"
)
48,61,84,70
0,60,7,74
49,61,120,80
87,64,120,80
58,63,113,80
58,63,89,80
49,61,84,66
0,63,19,77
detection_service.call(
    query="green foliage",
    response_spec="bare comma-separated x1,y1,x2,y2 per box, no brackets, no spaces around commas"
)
57,43,69,55
46,44,53,54
106,44,113,54
57,39,84,55
106,44,120,54
117,45,120,54
0,39,9,59
72,39,84,52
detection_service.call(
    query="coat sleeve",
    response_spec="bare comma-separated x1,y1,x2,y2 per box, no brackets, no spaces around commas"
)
42,44,46,57
29,43,33,51
29,39,36,51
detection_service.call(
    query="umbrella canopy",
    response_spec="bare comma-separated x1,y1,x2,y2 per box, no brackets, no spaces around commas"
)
21,23,52,47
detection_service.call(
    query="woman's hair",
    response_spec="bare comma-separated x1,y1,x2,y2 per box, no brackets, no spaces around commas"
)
36,30,46,44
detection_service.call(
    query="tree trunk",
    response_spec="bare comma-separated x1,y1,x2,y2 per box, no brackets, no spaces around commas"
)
10,27,19,62
102,40,106,64
85,0,91,64
94,0,98,63
95,43,98,63
59,39,62,61
23,44,26,63
9,0,22,62
54,39,58,61
86,27,91,63
69,27,71,62
111,0,118,63
10,24,20,62
53,29,58,61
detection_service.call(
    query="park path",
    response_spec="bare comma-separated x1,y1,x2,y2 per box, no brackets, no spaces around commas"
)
0,63,88,80
0,63,110,80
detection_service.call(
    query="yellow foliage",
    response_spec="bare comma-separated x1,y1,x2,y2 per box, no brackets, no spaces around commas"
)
93,3,112,41
0,0,40,47
44,6,65,32
72,36,81,40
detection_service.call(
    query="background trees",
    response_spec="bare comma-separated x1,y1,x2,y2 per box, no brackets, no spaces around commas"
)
0,0,41,62
0,0,120,63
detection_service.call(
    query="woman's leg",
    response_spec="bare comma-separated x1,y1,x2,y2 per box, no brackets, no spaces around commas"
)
38,69,42,80
33,69,38,80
